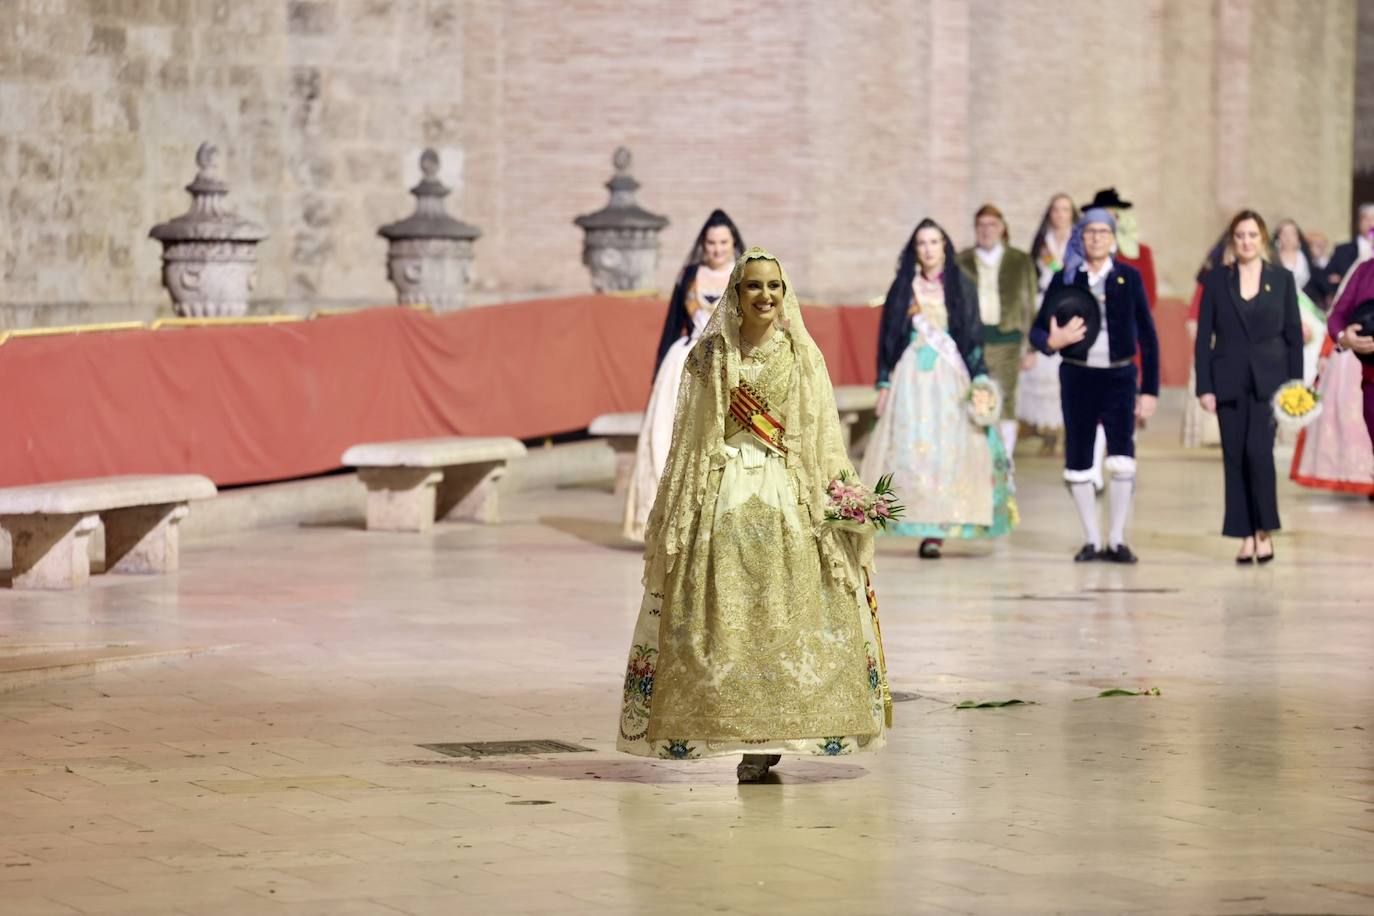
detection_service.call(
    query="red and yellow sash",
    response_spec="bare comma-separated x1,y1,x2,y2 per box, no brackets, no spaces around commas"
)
729,382,787,455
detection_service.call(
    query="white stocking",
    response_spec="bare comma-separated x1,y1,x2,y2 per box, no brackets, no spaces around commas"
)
999,420,1018,457
1067,480,1100,549
1105,456,1137,547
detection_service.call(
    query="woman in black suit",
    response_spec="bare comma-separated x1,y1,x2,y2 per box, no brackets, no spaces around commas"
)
1195,210,1304,563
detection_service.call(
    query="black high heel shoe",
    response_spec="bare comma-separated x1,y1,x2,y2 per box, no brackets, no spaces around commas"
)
1236,537,1255,565
1256,536,1275,564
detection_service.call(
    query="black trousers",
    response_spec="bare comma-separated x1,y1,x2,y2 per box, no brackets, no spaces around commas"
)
1216,386,1280,538
1060,363,1137,471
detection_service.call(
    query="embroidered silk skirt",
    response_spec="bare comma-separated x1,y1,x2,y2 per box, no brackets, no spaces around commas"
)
617,432,888,759
1291,346,1374,494
861,335,1016,540
623,336,695,541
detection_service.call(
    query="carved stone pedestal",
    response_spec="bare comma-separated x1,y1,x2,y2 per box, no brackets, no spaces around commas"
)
574,148,668,292
149,143,267,318
379,149,481,312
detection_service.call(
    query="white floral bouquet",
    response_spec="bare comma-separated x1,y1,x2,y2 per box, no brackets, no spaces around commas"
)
966,376,1002,428
1272,379,1322,433
822,471,904,533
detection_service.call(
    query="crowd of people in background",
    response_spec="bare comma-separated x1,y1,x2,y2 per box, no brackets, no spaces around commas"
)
615,196,1374,780
624,193,1374,567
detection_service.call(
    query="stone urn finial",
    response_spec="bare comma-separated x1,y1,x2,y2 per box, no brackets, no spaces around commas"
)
574,146,669,292
377,148,481,312
149,142,267,318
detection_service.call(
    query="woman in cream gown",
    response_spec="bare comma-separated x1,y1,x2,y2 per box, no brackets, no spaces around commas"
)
861,219,1016,559
622,211,744,541
1018,193,1078,452
617,248,890,783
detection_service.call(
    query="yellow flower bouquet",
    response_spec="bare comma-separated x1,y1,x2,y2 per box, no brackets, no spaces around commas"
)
1271,379,1322,433
966,375,1003,428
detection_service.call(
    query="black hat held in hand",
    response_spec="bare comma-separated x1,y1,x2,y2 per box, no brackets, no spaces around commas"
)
1349,299,1374,365
1047,285,1102,362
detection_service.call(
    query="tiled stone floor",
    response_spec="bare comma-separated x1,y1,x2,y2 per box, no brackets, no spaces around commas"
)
1,413,1372,915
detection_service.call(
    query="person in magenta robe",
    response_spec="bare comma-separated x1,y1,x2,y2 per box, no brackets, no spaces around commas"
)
1327,257,1374,444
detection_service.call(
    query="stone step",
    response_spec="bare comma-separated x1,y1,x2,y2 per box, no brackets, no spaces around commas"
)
0,643,230,695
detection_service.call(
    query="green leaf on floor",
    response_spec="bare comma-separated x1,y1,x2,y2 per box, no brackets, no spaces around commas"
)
1078,687,1161,700
954,699,1033,709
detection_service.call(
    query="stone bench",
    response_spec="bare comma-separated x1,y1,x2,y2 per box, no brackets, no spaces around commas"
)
341,436,527,532
588,412,644,495
0,475,217,590
834,385,879,457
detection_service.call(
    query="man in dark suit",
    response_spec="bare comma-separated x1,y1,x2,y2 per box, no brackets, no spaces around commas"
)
1029,208,1160,564
1324,203,1374,289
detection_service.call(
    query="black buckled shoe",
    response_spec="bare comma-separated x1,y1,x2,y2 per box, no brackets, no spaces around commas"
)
1102,544,1139,564
1073,544,1100,562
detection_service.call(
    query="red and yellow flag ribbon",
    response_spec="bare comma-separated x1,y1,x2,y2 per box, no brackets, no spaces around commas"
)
729,383,788,455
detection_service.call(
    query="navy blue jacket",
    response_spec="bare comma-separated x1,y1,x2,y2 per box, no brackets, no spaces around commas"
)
1029,260,1160,396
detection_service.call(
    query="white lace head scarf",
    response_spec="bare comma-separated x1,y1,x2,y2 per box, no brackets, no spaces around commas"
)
643,247,870,595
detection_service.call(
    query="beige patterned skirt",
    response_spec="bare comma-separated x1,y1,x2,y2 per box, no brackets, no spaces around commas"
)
617,432,888,759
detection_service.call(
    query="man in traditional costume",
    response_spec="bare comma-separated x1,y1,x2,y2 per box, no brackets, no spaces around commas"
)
1030,209,1160,563
956,204,1039,457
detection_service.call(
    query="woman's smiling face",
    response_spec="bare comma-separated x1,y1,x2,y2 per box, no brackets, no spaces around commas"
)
736,258,784,331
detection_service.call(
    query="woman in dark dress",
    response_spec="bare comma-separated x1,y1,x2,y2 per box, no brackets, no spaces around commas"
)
1194,210,1304,563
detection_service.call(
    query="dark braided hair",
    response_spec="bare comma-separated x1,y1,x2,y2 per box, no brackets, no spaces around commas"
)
877,218,973,377
654,209,745,372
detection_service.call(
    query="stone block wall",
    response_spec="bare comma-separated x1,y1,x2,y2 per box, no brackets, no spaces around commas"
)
0,0,1358,328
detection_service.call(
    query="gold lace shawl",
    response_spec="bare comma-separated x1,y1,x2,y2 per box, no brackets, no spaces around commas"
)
642,247,872,595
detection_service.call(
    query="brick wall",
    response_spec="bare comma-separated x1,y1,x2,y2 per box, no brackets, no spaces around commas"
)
0,0,1358,327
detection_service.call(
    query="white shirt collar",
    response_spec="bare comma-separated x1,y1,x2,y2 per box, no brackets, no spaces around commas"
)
975,243,1004,267
1359,236,1372,260
1084,257,1114,286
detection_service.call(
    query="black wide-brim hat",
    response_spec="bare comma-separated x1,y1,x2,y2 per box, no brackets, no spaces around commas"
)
1047,285,1101,362
1081,187,1132,211
1349,298,1374,365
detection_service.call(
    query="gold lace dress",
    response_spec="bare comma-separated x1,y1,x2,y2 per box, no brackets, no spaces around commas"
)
617,329,889,759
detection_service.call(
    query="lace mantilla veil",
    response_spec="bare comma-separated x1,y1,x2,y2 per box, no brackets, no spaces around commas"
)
641,247,873,597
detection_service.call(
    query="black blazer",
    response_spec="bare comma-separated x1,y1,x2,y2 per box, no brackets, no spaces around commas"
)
1029,260,1161,395
1326,240,1360,287
1194,262,1303,402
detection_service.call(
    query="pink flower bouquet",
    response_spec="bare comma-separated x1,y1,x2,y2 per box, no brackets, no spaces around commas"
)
822,471,905,533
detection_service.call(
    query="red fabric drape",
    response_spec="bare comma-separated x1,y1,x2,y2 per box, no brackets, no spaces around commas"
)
0,294,1185,488
0,297,881,488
